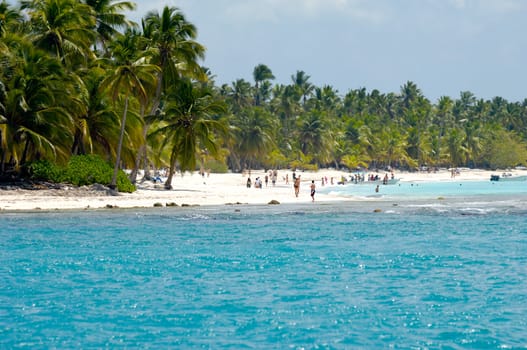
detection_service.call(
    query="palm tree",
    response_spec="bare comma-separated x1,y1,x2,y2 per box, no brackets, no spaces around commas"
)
0,1,22,36
252,63,274,106
297,110,331,165
270,84,300,138
376,127,412,168
312,85,340,113
232,107,277,171
399,81,422,112
452,91,476,123
258,80,273,106
291,70,314,107
446,127,468,167
0,40,76,171
147,79,228,189
143,5,205,112
84,0,136,52
71,65,120,157
229,79,252,112
100,30,158,189
133,6,205,181
21,0,97,67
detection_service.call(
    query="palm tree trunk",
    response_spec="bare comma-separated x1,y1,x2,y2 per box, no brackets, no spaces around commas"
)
110,96,129,190
138,72,164,181
164,151,177,190
20,139,30,165
129,143,143,184
0,152,5,175
129,105,147,184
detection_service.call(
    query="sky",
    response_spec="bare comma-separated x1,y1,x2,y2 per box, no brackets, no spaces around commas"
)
127,0,527,102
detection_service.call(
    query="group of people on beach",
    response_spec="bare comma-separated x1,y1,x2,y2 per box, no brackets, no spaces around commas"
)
246,169,279,189
292,172,316,202
246,170,317,202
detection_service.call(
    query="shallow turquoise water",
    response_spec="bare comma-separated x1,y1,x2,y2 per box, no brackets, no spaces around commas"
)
1,200,527,348
320,179,527,200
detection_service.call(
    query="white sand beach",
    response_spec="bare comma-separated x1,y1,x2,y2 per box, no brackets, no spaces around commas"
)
1,168,525,211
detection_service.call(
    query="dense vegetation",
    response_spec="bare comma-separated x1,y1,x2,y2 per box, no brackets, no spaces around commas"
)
2,0,527,191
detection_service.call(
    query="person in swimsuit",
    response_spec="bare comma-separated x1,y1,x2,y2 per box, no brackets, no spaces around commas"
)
294,176,301,197
310,180,316,202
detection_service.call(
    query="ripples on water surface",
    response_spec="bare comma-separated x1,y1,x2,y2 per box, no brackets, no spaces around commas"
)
1,203,527,349
321,179,527,201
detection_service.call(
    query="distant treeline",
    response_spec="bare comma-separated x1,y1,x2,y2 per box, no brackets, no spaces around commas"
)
1,0,526,189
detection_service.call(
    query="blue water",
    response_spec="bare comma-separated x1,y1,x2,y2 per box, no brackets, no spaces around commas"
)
320,179,527,200
2,193,527,348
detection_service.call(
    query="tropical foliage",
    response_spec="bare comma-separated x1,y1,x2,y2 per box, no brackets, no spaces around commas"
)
1,0,527,192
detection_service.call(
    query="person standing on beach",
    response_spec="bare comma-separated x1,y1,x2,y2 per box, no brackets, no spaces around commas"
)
294,176,301,197
310,180,316,202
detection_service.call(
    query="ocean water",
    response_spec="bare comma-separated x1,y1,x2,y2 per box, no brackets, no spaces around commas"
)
1,188,527,348
320,179,527,201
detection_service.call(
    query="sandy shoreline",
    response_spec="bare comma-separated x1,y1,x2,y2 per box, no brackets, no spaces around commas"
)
1,168,525,212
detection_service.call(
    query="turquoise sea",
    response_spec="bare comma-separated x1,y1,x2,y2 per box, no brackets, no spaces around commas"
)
1,181,527,349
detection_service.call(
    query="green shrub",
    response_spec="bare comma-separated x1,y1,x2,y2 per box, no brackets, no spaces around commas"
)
116,170,136,193
29,155,136,193
64,155,112,186
29,160,63,182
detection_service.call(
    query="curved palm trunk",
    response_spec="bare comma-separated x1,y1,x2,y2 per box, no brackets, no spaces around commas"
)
141,125,151,180
164,151,177,190
110,96,129,190
129,105,146,184
20,138,31,166
134,70,164,182
130,144,145,183
1,152,6,175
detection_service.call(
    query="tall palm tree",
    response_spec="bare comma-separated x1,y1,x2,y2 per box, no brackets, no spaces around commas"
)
376,127,412,168
258,80,273,106
132,6,205,181
100,30,157,189
232,107,277,171
399,80,422,112
147,79,228,189
452,91,476,123
312,85,340,112
143,5,205,113
271,84,301,138
446,127,468,167
0,40,76,170
229,79,252,112
291,70,314,107
0,1,22,36
252,63,274,106
84,0,136,52
297,110,331,165
71,65,120,157
21,0,97,67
